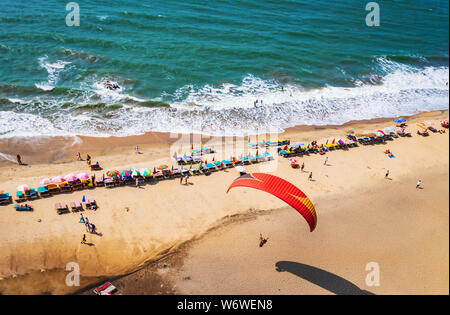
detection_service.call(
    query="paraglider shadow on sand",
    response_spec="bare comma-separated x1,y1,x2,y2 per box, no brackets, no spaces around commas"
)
275,261,374,295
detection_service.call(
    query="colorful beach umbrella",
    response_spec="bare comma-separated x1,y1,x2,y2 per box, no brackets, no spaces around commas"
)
17,184,31,192
77,173,90,180
346,130,355,135
132,169,140,177
40,178,51,185
287,158,297,164
377,130,386,135
51,176,64,183
119,170,131,177
158,165,168,170
139,168,151,177
106,170,119,178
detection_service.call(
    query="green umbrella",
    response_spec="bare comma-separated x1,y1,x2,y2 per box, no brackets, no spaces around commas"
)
106,170,119,178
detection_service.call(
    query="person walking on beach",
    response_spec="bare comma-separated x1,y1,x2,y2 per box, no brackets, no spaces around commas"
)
385,170,389,179
135,145,139,154
16,154,22,165
81,234,86,244
80,213,85,223
259,234,268,247
308,172,313,181
85,222,90,232
90,223,96,235
324,157,328,165
301,162,305,172
416,180,422,189
135,177,140,188
185,173,189,185
180,175,183,185
77,152,81,161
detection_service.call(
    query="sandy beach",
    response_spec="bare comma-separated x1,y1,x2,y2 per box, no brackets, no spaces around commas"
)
0,110,448,295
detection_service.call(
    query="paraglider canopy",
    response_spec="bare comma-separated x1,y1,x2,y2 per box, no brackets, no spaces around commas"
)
227,173,317,231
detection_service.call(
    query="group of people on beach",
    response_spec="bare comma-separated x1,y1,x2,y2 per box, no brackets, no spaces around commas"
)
80,214,98,244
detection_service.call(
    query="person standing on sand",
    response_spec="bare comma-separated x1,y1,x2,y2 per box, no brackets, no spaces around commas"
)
185,173,189,185
81,234,86,244
135,145,139,153
80,213,85,223
385,170,389,179
308,172,313,181
77,152,81,160
16,154,22,165
135,177,139,188
416,180,422,189
301,162,305,172
180,176,183,185
324,157,328,165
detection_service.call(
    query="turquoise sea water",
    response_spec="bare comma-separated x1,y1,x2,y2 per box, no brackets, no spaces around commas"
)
0,0,448,137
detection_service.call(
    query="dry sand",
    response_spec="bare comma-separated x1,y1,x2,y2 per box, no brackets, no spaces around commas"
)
0,110,448,295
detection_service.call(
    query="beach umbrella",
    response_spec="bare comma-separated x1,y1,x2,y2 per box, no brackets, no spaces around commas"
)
51,176,64,183
17,184,31,192
64,174,78,182
377,130,386,135
287,158,297,164
40,178,51,185
132,169,140,177
106,170,119,178
394,118,406,123
140,168,151,177
374,132,384,137
158,165,168,170
346,130,355,135
77,173,89,180
416,123,427,130
338,139,344,144
119,170,131,177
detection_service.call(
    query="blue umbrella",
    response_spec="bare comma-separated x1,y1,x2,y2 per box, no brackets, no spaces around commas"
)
394,118,406,123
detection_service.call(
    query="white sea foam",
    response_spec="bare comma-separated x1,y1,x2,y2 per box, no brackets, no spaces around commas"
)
35,56,71,91
1,60,448,138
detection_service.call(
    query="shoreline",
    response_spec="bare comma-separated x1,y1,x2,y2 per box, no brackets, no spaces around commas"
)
0,109,448,294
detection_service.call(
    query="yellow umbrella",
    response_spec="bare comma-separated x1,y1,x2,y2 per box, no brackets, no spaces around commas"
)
416,123,427,130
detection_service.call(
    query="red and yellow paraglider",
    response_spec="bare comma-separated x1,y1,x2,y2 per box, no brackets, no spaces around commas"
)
227,173,317,231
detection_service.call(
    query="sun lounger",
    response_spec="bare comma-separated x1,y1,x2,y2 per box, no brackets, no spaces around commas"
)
184,156,193,163
86,198,97,210
25,189,39,200
47,183,61,194
417,129,429,136
59,181,72,192
71,181,83,190
192,156,202,163
15,204,33,211
81,178,94,188
95,178,105,187
15,191,26,203
70,201,83,212
37,186,50,197
190,166,200,175
248,155,257,163
90,163,102,171
104,178,115,188
205,163,217,171
176,157,186,165
222,160,233,168
248,143,258,149
154,171,164,180
263,152,273,160
93,282,117,295
171,168,181,177
55,203,69,215
0,193,12,205
241,156,250,165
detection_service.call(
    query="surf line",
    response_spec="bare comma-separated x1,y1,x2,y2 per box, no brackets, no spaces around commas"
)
177,299,211,312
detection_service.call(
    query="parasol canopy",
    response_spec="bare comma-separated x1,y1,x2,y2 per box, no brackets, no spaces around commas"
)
287,158,297,164
77,173,90,180
106,170,119,178
40,178,51,185
17,184,31,192
64,174,78,182
158,165,169,170
51,176,64,183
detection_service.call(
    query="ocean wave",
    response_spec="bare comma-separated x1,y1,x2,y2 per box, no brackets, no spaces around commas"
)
0,59,448,138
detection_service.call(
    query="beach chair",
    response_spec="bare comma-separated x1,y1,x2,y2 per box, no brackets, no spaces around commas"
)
214,161,224,170
180,168,190,176
176,157,186,165
171,168,181,177
205,163,217,172
184,156,193,164
248,143,258,149
263,152,274,161
81,178,94,188
104,178,115,188
14,204,33,211
55,203,69,215
248,155,257,163
25,189,39,200
15,191,26,203
222,160,233,168
37,186,50,197
70,201,83,212
192,155,202,163
190,166,200,175
154,171,164,180
0,193,12,205
47,183,61,194
59,181,72,192
86,198,97,210
93,282,117,295
95,178,105,187
241,156,250,165
90,163,102,171
71,180,83,190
